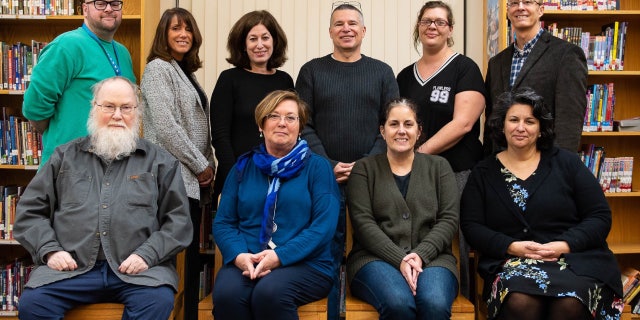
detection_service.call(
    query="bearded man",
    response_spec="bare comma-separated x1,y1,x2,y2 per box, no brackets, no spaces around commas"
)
13,76,192,320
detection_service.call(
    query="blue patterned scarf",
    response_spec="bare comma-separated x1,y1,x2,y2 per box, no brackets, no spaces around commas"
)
236,140,310,249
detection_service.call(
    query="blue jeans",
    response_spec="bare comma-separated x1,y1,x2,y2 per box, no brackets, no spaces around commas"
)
213,263,332,320
18,261,175,320
350,261,458,320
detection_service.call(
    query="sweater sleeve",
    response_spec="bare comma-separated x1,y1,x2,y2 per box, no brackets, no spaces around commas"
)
210,70,238,172
347,159,407,268
141,60,209,175
297,63,334,166
413,158,459,265
367,65,399,157
22,40,74,121
555,154,611,252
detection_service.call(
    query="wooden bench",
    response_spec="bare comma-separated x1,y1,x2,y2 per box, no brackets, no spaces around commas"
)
64,303,125,320
63,303,176,320
344,213,475,320
197,245,328,320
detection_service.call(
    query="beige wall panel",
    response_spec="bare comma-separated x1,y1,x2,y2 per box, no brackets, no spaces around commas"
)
158,0,482,96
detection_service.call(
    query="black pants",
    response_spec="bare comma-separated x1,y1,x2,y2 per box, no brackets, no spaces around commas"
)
184,197,203,320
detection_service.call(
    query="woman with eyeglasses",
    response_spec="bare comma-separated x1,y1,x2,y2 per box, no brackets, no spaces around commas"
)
396,0,486,299
210,10,294,212
213,90,340,320
140,8,215,320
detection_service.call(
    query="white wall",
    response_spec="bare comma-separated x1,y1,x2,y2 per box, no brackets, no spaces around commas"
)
158,0,485,96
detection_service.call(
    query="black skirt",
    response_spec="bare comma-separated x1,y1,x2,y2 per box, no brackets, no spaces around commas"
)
487,257,623,319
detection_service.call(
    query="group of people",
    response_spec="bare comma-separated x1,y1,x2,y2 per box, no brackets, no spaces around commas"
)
11,1,623,320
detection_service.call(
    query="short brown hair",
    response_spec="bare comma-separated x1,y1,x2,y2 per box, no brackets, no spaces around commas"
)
147,8,203,73
226,10,288,70
255,90,308,132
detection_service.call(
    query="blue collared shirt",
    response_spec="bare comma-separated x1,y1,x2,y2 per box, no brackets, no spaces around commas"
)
510,28,544,87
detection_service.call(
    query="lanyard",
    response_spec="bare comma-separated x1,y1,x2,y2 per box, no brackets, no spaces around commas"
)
82,24,122,76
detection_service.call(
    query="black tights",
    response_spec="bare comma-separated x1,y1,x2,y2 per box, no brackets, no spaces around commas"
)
497,292,591,320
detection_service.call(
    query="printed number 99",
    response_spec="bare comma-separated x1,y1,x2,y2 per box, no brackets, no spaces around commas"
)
430,89,449,103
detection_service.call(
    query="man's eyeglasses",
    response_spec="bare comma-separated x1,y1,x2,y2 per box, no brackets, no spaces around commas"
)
266,113,299,124
96,104,137,114
506,0,541,7
419,19,450,27
86,0,123,11
332,1,361,12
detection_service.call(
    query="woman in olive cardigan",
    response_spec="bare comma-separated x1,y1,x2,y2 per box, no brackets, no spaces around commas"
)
346,98,459,320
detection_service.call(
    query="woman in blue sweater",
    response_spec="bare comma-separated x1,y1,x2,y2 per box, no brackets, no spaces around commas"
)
213,90,340,320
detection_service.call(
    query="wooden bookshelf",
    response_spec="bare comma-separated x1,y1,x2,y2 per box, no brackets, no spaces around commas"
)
0,1,160,318
482,0,640,318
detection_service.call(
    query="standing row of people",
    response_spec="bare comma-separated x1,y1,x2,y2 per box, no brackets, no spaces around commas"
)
12,1,620,320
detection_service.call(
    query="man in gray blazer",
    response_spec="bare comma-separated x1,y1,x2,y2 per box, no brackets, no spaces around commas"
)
484,0,587,154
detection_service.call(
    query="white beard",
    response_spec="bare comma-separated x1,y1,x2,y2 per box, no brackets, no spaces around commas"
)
87,116,139,161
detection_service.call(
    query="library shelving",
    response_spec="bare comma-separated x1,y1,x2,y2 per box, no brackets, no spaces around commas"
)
0,1,160,318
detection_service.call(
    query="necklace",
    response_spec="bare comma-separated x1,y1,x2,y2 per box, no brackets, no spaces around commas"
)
82,24,122,76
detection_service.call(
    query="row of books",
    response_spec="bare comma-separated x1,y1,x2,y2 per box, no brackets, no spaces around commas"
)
1,259,32,312
198,262,212,301
1,40,47,91
544,21,627,71
543,0,619,11
0,185,23,240
0,0,79,16
583,83,614,132
621,267,640,313
579,144,633,193
1,112,43,166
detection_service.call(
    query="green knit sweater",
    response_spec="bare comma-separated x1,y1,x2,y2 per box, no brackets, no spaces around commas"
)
346,152,460,286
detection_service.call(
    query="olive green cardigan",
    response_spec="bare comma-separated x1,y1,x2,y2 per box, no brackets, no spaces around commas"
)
346,152,460,286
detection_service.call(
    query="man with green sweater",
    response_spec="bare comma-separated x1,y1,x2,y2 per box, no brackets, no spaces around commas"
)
22,0,135,166
295,3,399,319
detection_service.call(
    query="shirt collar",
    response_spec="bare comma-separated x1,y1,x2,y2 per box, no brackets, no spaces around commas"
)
514,28,544,55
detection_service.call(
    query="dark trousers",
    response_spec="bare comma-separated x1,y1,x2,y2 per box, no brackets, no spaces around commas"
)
18,261,174,320
184,197,203,320
213,263,332,320
327,185,347,320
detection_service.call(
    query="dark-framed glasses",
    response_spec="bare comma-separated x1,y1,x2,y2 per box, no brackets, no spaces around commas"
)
86,0,123,11
266,113,299,124
332,1,362,11
419,19,450,27
506,0,541,7
96,103,136,114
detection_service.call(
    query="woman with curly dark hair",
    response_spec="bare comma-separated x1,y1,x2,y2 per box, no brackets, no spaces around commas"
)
461,87,623,320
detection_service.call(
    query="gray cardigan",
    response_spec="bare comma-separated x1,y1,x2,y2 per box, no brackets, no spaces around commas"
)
141,58,215,200
346,153,459,285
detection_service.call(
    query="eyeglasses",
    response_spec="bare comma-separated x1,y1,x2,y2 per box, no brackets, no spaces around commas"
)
86,0,123,11
419,19,450,27
506,0,541,7
266,113,299,124
96,104,137,114
332,1,362,12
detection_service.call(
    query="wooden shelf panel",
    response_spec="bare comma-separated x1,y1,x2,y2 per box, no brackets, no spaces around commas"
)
0,239,20,245
610,243,640,255
544,10,640,19
0,165,39,170
0,15,141,20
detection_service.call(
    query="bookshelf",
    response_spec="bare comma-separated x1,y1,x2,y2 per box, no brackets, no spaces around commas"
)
0,1,160,318
483,0,640,318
